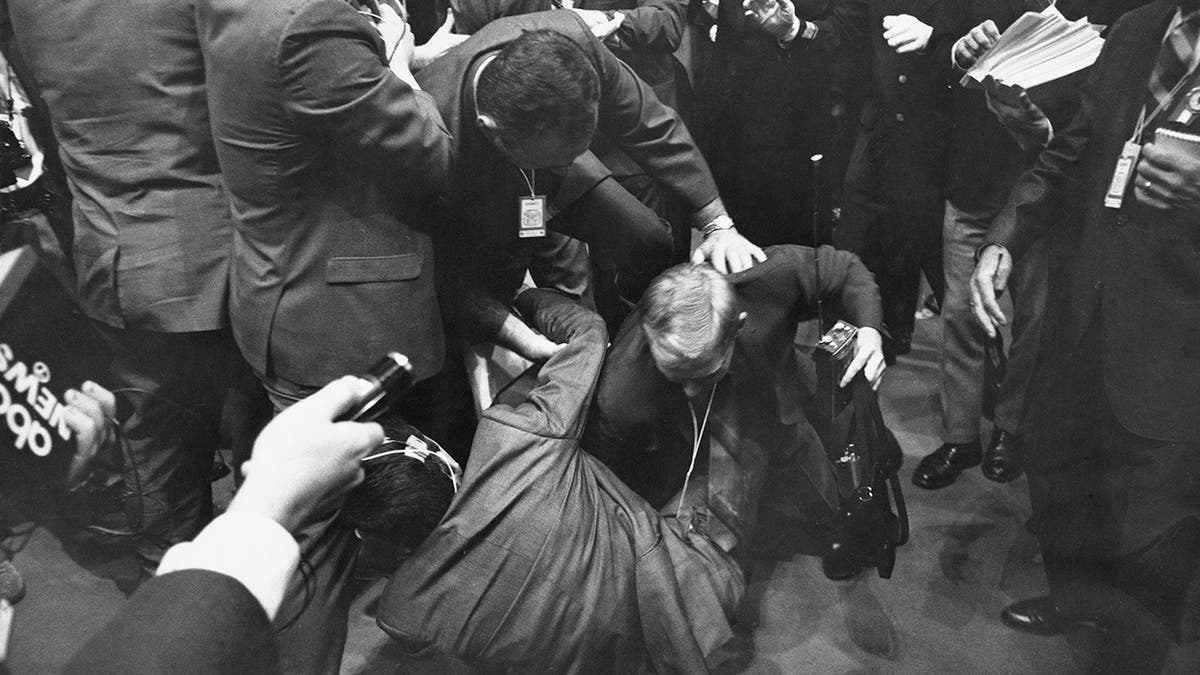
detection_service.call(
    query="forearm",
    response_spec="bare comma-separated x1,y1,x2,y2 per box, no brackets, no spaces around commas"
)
609,0,688,53
506,289,609,437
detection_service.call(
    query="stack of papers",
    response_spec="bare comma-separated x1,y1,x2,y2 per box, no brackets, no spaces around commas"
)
961,6,1105,104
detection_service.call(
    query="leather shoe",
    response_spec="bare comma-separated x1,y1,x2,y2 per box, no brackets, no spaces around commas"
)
912,441,981,489
982,429,1023,483
1001,596,1099,636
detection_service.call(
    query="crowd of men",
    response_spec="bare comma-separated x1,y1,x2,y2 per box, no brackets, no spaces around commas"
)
1,0,1199,671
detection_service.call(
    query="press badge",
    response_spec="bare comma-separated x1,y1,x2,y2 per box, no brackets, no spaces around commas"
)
518,195,547,238
1104,141,1141,209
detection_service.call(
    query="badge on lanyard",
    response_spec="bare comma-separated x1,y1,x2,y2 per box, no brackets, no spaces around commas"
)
518,195,546,238
1105,140,1141,209
516,167,546,238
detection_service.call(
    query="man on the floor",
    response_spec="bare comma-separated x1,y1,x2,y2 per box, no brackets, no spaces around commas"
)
585,245,885,579
377,249,883,670
972,1,1200,668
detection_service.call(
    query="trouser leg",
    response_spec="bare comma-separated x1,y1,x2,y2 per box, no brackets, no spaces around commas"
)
92,323,236,567
992,237,1048,435
938,199,1002,444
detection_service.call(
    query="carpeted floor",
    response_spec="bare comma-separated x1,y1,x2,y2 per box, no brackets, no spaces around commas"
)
0,311,1131,673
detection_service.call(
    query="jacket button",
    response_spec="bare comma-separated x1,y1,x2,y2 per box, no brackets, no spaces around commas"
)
898,74,908,84
895,112,905,123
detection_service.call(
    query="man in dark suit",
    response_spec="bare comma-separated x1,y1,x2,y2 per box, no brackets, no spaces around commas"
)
745,0,952,359
584,246,884,573
379,254,882,670
4,0,255,573
415,12,765,360
907,0,1071,491
194,1,451,671
973,1,1200,666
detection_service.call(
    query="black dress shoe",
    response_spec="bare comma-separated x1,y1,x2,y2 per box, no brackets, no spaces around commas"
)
1001,596,1099,636
982,429,1023,483
912,441,981,489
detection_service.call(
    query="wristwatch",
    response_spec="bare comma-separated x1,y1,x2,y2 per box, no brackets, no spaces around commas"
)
701,214,736,238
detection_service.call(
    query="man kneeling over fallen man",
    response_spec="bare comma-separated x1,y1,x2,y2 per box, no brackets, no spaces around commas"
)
350,244,885,672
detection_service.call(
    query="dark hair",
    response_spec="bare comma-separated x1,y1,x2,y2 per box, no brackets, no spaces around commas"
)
340,418,455,550
476,29,599,148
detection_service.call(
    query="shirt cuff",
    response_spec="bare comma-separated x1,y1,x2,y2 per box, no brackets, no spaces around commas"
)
690,197,728,230
158,512,300,620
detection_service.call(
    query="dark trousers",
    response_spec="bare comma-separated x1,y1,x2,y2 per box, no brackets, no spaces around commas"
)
91,323,249,566
836,156,944,344
1027,324,1200,671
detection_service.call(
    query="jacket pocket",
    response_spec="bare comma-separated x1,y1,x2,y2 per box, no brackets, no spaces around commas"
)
326,253,421,284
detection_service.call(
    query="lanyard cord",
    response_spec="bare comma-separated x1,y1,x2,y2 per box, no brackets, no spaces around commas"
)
675,382,719,520
1135,60,1200,141
518,167,536,196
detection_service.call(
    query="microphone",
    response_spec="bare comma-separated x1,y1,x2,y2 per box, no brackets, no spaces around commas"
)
337,352,414,423
0,559,25,663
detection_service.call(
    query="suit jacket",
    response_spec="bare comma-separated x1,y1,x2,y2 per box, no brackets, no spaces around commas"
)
66,570,280,675
989,0,1200,442
584,245,884,537
378,290,742,673
5,0,232,332
195,0,452,386
833,0,952,201
580,0,689,109
453,0,687,107
417,10,716,339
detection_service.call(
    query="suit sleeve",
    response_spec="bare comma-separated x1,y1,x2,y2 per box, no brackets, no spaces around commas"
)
65,570,280,675
278,1,451,199
787,245,883,330
606,0,688,54
806,0,869,52
585,23,720,212
986,18,1107,258
491,289,610,439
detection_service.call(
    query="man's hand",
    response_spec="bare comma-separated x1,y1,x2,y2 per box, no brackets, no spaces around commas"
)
984,77,1051,151
571,8,625,40
375,3,418,87
970,244,1013,338
1134,140,1200,215
840,327,886,390
743,0,799,41
412,9,469,71
882,14,932,54
691,229,767,273
62,381,117,487
494,310,566,362
232,377,384,533
953,19,1001,70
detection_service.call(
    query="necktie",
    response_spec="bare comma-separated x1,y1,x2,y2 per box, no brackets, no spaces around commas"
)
1146,7,1200,118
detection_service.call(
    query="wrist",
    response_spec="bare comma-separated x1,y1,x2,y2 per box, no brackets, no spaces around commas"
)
778,16,803,44
701,214,736,238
